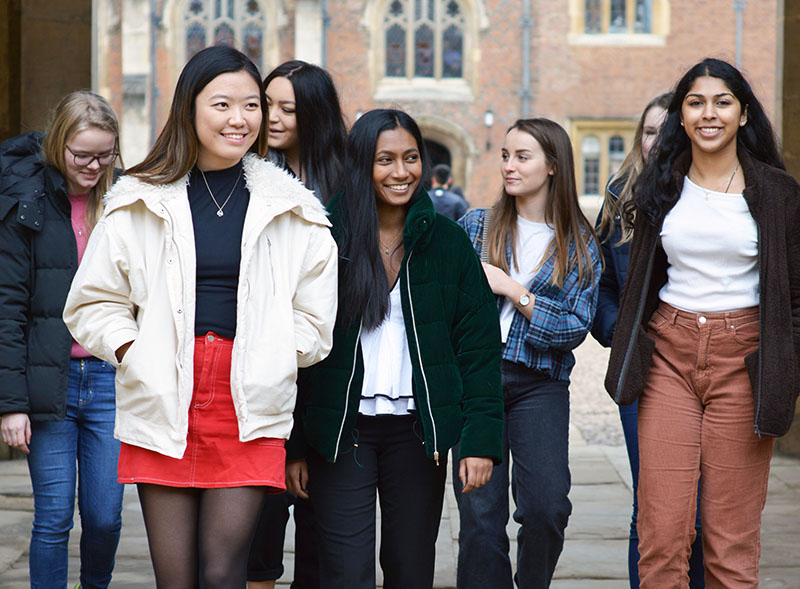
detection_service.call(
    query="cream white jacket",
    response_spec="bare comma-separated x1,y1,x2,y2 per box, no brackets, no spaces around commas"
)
63,154,338,458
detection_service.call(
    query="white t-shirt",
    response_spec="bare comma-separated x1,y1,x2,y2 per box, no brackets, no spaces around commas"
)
658,176,759,313
499,216,555,342
359,281,416,416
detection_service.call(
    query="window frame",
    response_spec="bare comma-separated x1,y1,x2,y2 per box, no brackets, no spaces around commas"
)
571,119,636,197
369,0,485,100
569,0,669,46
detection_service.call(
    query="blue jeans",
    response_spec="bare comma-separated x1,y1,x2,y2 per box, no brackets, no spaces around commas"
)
454,361,571,589
619,401,705,588
27,358,124,588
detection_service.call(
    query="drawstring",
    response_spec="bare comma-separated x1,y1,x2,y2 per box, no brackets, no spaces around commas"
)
412,418,425,445
343,427,363,468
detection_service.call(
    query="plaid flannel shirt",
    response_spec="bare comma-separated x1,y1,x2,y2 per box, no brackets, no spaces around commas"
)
459,208,601,381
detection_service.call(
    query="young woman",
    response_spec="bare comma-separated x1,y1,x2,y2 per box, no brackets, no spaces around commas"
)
0,91,123,588
605,58,800,587
263,59,347,203
456,118,602,588
248,60,347,589
284,108,504,588
63,46,338,588
592,93,706,588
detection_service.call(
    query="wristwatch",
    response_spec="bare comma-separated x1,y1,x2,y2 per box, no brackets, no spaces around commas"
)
518,293,531,307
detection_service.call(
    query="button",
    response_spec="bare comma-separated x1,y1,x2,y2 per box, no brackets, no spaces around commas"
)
207,334,215,342
177,308,182,314
698,316,707,324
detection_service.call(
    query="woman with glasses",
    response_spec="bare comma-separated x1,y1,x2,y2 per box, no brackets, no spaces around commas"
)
0,90,123,588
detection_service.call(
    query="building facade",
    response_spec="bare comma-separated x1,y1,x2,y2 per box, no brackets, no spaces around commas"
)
97,0,778,205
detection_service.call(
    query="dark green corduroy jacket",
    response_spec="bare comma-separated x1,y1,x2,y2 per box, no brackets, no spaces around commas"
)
287,189,504,465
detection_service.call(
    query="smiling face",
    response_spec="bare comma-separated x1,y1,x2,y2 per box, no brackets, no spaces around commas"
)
265,76,299,155
640,105,667,162
501,128,553,202
372,127,422,210
62,127,117,195
681,75,746,159
194,70,262,170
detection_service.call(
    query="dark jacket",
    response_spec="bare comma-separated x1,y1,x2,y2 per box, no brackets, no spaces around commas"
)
287,188,504,464
428,187,468,221
605,148,800,437
0,132,77,422
592,180,631,348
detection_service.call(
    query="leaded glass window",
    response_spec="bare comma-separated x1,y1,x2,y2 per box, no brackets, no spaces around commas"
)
184,0,266,71
584,0,651,34
383,0,467,80
585,0,601,34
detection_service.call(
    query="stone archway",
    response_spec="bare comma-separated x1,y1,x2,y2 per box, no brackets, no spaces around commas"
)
416,115,478,200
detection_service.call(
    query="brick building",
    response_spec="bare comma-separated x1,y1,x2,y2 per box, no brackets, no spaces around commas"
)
97,0,778,206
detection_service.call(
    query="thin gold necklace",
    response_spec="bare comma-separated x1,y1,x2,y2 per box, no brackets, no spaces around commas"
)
200,167,242,217
688,162,740,200
379,230,403,255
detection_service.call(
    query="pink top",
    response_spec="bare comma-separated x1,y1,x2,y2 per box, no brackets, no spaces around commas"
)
69,194,92,359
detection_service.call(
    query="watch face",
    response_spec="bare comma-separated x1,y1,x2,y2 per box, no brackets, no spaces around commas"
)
519,294,530,306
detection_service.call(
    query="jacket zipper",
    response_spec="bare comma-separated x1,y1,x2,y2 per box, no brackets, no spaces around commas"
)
753,223,764,437
614,236,659,404
405,250,440,465
333,320,362,463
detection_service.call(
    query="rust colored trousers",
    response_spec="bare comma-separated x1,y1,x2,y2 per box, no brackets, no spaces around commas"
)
637,302,774,588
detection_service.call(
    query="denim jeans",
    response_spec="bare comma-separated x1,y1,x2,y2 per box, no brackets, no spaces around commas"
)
619,401,705,588
27,358,124,588
453,361,571,589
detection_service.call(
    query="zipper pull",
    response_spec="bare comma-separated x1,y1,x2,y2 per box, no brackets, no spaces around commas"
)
434,451,439,466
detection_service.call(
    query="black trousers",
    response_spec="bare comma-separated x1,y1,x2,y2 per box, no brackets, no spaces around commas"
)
247,490,319,586
307,414,448,589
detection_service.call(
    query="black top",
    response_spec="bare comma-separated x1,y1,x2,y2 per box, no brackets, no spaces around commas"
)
187,160,249,339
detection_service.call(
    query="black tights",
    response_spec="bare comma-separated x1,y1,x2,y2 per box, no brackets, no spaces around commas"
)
137,483,267,589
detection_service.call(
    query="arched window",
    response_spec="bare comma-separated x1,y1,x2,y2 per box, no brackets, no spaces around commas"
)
383,0,466,80
184,0,265,71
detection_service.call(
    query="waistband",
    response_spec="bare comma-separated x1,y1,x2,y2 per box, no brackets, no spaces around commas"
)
195,331,234,346
656,301,759,328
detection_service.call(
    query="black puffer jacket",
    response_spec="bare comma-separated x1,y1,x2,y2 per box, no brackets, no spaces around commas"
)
0,132,78,422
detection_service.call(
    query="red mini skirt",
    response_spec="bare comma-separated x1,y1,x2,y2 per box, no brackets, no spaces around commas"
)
118,332,286,490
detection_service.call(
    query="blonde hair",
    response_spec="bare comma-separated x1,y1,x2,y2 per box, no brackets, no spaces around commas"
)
596,92,671,243
41,91,121,232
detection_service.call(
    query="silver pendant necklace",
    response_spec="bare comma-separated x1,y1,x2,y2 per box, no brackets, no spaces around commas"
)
688,162,740,200
200,166,242,217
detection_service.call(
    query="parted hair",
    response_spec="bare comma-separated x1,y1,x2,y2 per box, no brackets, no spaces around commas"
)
337,109,431,329
486,118,597,288
126,45,268,184
634,58,784,226
264,60,347,203
41,90,121,232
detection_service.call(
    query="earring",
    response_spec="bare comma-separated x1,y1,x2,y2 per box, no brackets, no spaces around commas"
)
680,121,684,127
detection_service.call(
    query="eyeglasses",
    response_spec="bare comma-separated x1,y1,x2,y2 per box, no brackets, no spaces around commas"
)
65,145,118,167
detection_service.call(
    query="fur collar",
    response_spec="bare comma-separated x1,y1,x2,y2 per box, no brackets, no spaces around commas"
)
104,154,329,226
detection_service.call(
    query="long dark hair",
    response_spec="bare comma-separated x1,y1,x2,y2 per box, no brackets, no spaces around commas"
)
264,60,347,203
337,109,431,329
634,58,783,225
486,118,597,288
127,45,268,184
